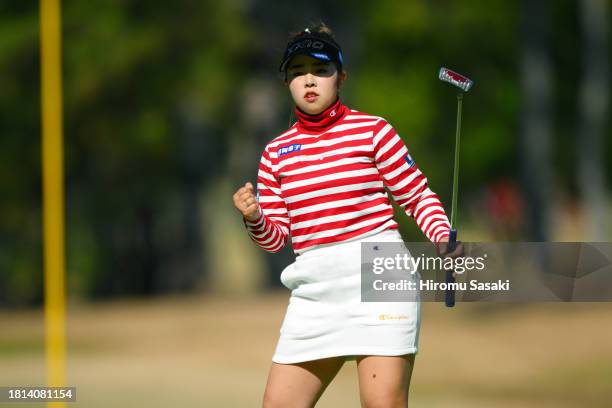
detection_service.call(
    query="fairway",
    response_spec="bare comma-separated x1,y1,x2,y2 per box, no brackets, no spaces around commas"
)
1,294,611,407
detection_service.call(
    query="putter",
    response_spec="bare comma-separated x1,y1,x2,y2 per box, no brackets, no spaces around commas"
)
438,67,473,307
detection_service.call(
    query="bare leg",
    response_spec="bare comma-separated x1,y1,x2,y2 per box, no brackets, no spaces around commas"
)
262,356,346,408
356,354,416,408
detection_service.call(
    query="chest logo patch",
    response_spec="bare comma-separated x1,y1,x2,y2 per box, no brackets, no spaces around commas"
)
278,143,302,157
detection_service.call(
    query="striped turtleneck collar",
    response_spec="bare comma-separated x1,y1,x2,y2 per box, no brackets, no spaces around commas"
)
294,97,348,133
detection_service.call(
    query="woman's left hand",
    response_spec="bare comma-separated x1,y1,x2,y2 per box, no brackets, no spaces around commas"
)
435,237,464,278
435,237,464,259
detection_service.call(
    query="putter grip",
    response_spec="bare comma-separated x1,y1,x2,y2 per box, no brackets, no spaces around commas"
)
445,229,457,307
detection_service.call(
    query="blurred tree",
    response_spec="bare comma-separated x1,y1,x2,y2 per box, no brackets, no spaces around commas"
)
519,0,553,241
61,0,251,297
577,0,609,240
0,2,43,306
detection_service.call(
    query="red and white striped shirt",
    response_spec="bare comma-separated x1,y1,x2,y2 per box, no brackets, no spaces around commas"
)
243,98,451,255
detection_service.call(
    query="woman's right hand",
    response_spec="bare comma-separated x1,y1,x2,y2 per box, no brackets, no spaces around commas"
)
233,182,262,222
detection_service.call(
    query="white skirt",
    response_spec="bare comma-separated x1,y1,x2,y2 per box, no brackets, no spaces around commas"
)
272,229,421,364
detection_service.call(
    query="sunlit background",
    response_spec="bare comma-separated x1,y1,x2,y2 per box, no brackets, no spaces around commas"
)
1,1,611,407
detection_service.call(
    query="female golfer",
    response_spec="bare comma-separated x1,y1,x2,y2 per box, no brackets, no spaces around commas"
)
233,23,462,408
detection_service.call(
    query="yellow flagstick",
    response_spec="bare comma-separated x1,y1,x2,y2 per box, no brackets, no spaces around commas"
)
40,0,67,406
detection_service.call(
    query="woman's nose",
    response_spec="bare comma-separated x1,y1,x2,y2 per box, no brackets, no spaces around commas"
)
304,73,316,86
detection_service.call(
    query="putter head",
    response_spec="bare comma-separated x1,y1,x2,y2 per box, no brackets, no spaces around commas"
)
439,67,473,92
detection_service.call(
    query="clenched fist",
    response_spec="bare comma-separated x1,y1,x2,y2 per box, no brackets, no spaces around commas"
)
233,182,262,222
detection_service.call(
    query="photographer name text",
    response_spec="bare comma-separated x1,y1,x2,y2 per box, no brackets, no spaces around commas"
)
372,279,511,292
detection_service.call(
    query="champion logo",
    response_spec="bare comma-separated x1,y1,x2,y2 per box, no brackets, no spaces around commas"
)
278,143,302,156
379,314,408,321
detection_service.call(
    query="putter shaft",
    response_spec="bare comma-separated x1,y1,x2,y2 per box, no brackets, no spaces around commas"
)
445,93,462,307
450,93,462,230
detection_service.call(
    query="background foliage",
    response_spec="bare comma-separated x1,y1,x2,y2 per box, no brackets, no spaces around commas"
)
0,0,610,306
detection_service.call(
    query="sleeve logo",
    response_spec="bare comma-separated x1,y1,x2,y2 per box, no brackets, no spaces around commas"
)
404,153,415,168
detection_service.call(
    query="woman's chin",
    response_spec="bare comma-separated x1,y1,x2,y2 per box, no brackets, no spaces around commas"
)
298,101,326,115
